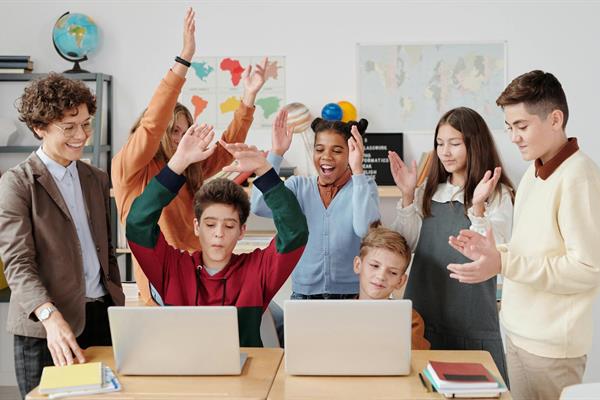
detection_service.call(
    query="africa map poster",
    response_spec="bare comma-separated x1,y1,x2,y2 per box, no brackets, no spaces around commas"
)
358,43,506,133
180,56,285,129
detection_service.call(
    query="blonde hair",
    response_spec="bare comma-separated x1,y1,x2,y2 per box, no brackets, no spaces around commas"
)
129,102,204,193
359,223,411,273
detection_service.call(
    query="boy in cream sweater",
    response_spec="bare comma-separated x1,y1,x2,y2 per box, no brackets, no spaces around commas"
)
447,70,600,399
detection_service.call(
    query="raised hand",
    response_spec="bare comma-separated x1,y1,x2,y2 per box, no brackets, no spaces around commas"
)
447,228,501,284
388,151,417,206
220,141,271,176
181,7,196,61
348,126,365,175
168,123,216,174
271,109,293,156
241,58,268,106
172,8,196,78
472,167,502,211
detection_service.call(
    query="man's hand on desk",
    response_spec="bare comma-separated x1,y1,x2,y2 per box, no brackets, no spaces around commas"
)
36,302,86,366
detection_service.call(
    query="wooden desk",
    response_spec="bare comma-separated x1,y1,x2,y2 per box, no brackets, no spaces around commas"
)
27,346,284,399
267,350,511,399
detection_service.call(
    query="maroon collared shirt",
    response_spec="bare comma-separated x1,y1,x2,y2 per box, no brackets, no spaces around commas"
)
535,137,579,180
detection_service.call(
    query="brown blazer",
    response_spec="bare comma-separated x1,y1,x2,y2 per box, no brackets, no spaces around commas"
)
0,152,124,338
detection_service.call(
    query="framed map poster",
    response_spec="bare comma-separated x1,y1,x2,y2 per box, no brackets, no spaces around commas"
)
358,42,506,133
181,56,285,129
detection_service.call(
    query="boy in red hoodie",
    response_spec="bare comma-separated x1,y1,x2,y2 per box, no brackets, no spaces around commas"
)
126,123,308,346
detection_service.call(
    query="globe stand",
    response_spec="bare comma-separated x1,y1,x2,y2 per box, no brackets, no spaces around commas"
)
65,57,89,74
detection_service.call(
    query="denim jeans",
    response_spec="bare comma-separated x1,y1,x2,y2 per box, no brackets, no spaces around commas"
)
290,292,357,300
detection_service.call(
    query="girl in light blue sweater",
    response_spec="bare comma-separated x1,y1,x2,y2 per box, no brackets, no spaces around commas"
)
251,110,380,298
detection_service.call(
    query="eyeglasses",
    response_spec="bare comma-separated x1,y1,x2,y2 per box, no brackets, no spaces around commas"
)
51,119,94,138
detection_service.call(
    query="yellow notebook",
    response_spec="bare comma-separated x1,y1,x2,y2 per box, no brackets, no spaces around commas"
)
39,362,103,394
0,258,8,290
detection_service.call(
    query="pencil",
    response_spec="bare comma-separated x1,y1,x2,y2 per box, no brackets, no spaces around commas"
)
418,372,430,392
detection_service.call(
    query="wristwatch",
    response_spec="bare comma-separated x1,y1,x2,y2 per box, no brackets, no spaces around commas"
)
37,305,57,322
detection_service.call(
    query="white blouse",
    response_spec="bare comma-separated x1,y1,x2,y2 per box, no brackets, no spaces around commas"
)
390,180,514,251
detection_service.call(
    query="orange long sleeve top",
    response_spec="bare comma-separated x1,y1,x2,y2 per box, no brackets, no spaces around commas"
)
111,70,255,253
412,310,431,350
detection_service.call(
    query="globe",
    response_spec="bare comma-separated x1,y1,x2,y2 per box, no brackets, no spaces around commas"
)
52,12,99,73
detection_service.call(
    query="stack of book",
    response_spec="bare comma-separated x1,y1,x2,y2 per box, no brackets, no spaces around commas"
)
0,55,33,73
422,360,508,398
38,362,121,399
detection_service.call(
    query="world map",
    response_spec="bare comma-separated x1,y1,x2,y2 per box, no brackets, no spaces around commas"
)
358,43,505,132
181,56,285,129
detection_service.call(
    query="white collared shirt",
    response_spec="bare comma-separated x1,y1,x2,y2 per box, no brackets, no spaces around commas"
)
36,147,107,298
390,179,514,251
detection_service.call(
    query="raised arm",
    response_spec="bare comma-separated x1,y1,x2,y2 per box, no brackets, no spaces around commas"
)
220,141,308,306
126,123,216,294
468,167,513,244
348,126,380,237
448,177,600,294
112,8,196,188
201,58,269,178
388,151,422,250
250,109,296,218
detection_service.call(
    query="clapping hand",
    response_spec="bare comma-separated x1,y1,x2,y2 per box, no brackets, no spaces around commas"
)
472,167,502,210
271,109,293,156
242,57,268,96
388,151,417,206
348,126,365,175
220,141,271,177
168,123,216,174
447,228,501,284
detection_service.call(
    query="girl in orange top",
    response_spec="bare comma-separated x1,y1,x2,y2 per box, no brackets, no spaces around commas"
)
112,8,268,303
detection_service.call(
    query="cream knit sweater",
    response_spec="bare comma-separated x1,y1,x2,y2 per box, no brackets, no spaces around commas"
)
499,150,600,358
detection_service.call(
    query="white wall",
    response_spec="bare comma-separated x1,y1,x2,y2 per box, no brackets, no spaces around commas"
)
1,0,600,383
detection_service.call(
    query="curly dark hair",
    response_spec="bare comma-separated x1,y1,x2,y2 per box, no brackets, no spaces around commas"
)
193,178,250,225
310,117,369,141
17,72,97,139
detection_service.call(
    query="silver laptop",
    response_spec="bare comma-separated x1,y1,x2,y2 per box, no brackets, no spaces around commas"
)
108,306,247,375
284,300,412,376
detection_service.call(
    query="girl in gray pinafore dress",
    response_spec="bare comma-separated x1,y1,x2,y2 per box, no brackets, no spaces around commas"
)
388,107,515,384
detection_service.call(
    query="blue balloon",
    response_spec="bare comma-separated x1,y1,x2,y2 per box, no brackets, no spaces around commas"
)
321,103,343,121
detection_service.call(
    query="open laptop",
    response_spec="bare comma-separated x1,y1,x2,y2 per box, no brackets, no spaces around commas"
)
284,300,412,375
108,306,247,375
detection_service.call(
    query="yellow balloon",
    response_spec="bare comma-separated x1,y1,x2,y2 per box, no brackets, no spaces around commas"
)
337,101,357,122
